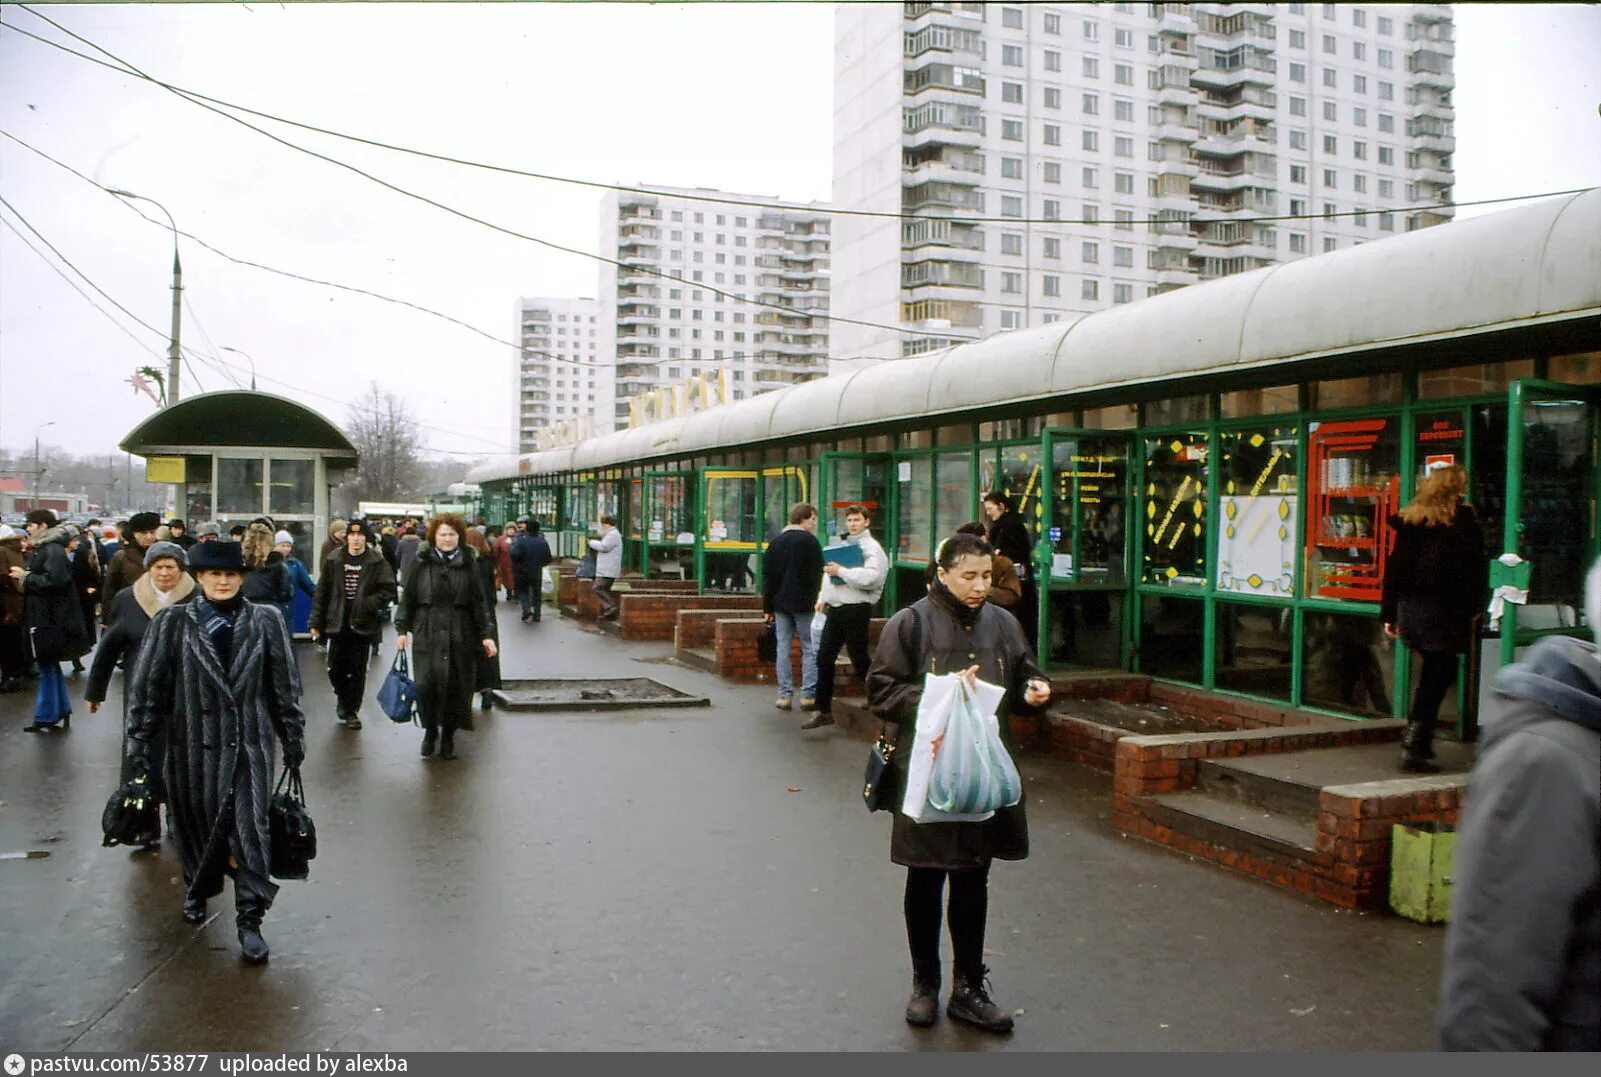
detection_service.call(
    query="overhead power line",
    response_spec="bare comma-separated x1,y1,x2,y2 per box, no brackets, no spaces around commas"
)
11,8,1590,231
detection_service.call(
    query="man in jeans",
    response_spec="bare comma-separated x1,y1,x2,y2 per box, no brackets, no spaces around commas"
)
805,504,889,729
510,517,552,623
309,519,397,729
762,502,824,712
589,515,623,621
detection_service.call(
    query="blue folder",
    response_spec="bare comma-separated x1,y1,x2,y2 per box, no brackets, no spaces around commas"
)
823,543,864,583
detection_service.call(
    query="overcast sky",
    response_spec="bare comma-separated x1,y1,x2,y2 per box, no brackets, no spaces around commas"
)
2,2,1597,466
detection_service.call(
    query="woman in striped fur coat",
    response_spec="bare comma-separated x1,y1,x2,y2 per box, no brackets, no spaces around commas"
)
125,541,306,965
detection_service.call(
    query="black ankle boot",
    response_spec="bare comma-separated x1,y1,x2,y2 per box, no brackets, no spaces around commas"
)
947,967,1013,1033
439,731,457,760
1400,722,1440,773
182,896,207,924
905,969,941,1027
237,907,269,964
420,729,438,757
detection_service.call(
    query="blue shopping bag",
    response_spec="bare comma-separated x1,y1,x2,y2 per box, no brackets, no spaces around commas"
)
377,650,419,724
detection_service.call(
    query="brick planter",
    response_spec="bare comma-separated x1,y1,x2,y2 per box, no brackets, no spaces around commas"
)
617,593,762,641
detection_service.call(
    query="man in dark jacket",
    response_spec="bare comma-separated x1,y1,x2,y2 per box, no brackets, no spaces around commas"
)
762,502,824,711
167,518,197,550
102,511,162,622
309,519,397,729
983,492,1036,647
1437,566,1601,1050
509,517,552,623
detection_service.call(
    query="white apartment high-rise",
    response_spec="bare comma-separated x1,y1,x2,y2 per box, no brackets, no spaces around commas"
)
514,296,607,453
832,2,1456,361
596,186,833,430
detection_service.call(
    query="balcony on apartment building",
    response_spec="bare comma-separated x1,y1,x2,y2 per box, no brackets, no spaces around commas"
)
616,283,661,301
1409,88,1456,124
902,259,984,291
1193,8,1276,46
902,101,985,149
1151,216,1200,252
1191,253,1273,282
1407,116,1456,156
1408,49,1454,90
616,304,661,326
903,181,985,215
1191,46,1277,94
1154,65,1200,108
902,145,985,190
901,218,984,263
1194,116,1277,155
1190,151,1277,193
904,22,983,61
616,343,661,360
1196,84,1278,124
618,202,661,224
899,298,982,331
1194,186,1278,218
903,2,985,23
1153,3,1196,35
904,62,986,99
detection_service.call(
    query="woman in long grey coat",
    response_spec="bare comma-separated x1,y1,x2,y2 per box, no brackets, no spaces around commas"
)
395,514,497,761
868,532,1051,1034
125,541,306,965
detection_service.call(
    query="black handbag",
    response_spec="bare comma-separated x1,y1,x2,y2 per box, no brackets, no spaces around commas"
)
756,623,778,663
101,776,160,847
863,726,898,813
268,765,317,880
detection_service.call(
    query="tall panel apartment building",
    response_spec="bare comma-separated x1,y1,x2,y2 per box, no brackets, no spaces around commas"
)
513,296,607,454
596,186,833,430
832,2,1456,362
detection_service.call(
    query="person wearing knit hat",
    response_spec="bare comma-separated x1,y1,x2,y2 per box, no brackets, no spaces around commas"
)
102,513,163,625
194,521,221,542
167,519,196,550
319,518,349,565
273,531,316,636
143,540,188,570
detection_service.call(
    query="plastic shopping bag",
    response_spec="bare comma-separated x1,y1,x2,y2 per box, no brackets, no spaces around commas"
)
811,609,828,639
900,673,1015,823
540,567,555,596
927,677,1022,815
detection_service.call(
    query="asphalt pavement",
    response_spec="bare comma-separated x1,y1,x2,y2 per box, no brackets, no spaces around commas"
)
0,605,1448,1051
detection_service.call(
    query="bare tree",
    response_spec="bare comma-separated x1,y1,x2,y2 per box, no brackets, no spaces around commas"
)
341,383,424,505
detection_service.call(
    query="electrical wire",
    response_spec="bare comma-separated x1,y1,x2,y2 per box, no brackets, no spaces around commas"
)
12,8,1587,230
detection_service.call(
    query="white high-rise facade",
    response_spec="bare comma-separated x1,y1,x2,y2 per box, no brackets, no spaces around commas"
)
513,296,607,454
597,186,832,430
832,2,1456,361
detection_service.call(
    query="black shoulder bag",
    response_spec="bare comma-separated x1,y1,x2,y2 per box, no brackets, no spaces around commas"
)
863,607,923,812
269,765,318,880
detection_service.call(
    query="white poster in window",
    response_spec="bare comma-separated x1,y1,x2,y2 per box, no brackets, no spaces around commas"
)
1215,495,1298,595
898,461,912,483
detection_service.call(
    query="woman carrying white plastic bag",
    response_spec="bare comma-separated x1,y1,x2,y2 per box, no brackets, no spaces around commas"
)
901,673,1018,823
868,532,1050,1033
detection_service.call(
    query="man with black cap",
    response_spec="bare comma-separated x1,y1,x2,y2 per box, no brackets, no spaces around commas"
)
124,539,306,964
103,512,162,621
309,518,396,729
167,519,196,550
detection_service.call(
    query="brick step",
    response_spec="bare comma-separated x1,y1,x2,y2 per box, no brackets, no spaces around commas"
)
678,646,717,674
1194,758,1323,821
1143,789,1321,863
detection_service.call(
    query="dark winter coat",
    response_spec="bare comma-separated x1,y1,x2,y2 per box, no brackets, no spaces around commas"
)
473,550,502,692
20,525,91,662
87,574,198,794
68,541,101,632
395,545,494,734
310,546,397,639
125,599,305,907
243,554,293,609
986,511,1033,571
762,527,824,615
1381,504,1486,654
0,534,25,627
508,531,552,588
396,534,422,585
101,544,149,623
1437,635,1601,1051
867,584,1046,870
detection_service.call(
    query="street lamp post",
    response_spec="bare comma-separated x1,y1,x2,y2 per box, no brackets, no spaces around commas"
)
219,346,258,390
108,189,183,405
32,421,56,510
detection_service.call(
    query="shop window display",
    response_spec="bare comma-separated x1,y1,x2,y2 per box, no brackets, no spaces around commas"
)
1142,432,1208,587
934,452,975,541
1216,426,1299,596
1048,436,1128,584
896,456,934,562
1213,601,1293,701
1305,417,1399,601
1301,610,1394,718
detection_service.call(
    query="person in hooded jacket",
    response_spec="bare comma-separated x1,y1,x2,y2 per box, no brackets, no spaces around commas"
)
0,525,30,693
868,531,1052,1034
102,512,162,621
1381,463,1486,771
1436,556,1601,1052
9,510,92,732
395,514,497,761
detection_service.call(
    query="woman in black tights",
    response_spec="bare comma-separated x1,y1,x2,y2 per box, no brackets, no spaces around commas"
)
867,532,1051,1033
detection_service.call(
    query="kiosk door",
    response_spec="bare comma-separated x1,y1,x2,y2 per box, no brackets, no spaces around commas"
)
819,453,889,543
643,471,696,580
1040,429,1135,671
699,469,759,593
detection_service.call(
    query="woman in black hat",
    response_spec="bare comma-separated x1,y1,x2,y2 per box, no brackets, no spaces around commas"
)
102,511,163,621
124,540,306,964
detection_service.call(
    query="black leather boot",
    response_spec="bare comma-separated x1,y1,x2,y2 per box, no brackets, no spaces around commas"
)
1399,722,1440,773
182,895,207,924
947,967,1013,1033
439,730,457,761
236,903,270,964
420,728,438,757
905,967,940,1027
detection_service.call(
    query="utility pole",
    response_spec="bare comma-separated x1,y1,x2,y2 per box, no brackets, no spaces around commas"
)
32,421,55,511
109,189,183,404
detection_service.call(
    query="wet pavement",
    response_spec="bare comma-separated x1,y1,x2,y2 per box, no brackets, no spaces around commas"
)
0,607,1448,1051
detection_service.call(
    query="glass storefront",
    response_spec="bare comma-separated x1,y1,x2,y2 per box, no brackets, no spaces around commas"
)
1142,432,1208,588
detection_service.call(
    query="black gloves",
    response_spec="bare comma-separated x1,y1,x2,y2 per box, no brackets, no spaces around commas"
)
283,738,306,769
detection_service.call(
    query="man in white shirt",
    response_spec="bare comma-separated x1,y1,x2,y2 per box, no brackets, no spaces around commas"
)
806,505,889,729
589,515,623,621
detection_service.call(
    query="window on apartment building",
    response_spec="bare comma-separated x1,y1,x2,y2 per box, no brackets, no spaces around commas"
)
1115,208,1134,231
1083,20,1099,41
1289,62,1306,82
1291,164,1308,183
1044,86,1062,109
670,229,683,241
1002,81,1024,103
1377,112,1394,132
692,251,704,263
1289,2,1305,14
1002,156,1024,179
1083,56,1099,78
1352,8,1367,27
1323,237,1337,253
1002,232,1023,255
1323,134,1338,154
1378,47,1394,70
1113,283,1132,304
1002,6,1023,28
1083,92,1100,115
1289,29,1306,49
735,216,747,227
1323,168,1338,187
1044,236,1062,258
1044,161,1062,183
1322,4,1336,19
669,288,681,299
668,328,682,340
1378,145,1394,165
1043,275,1061,297
1044,124,1062,146
1003,44,1024,66
1044,199,1062,220
1082,241,1100,263
1082,279,1100,301
1002,118,1024,140
1082,203,1100,223
1044,12,1060,34
1114,172,1134,194
1353,74,1367,94
1001,272,1023,294
1379,211,1394,231
1082,166,1099,188
1115,99,1135,122
1001,195,1024,217
1045,49,1062,72
1113,245,1133,268
1378,80,1394,99
1323,201,1338,217
1353,140,1368,160
1322,34,1337,54
1290,129,1308,150
1378,178,1393,198
1323,101,1338,121
1322,68,1337,88
1082,129,1099,152
1115,27,1133,47
1290,198,1306,216
1114,63,1133,85
1354,174,1368,193
1353,106,1368,127
1376,15,1392,35
1000,310,1023,329
1290,95,1307,116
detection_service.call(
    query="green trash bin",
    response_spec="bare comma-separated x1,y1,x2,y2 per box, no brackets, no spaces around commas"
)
1390,821,1456,923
